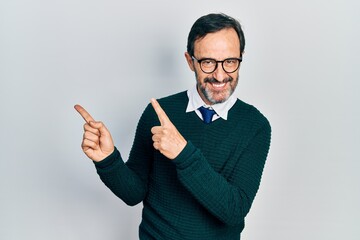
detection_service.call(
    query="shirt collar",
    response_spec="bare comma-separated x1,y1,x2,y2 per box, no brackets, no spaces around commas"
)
186,85,237,120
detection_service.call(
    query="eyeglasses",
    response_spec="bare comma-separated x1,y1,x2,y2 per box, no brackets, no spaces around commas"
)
192,56,242,74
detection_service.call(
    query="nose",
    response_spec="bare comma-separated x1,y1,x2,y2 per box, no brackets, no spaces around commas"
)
212,63,228,82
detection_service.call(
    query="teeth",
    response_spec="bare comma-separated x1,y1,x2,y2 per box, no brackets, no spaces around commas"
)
211,82,226,88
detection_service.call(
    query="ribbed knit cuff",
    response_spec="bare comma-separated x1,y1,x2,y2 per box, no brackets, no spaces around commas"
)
172,141,197,170
93,147,120,169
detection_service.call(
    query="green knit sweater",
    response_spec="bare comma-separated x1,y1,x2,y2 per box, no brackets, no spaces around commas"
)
94,91,271,240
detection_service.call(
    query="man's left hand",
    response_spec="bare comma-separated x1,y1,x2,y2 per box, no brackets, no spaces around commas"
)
150,98,187,160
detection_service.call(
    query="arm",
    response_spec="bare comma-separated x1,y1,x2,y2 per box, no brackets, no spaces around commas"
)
173,122,271,226
75,104,154,206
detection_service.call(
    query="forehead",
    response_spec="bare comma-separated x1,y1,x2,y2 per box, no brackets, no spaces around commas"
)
194,28,240,59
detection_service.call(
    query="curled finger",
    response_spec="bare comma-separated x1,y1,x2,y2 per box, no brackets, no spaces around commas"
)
84,123,100,136
153,141,160,150
82,138,98,150
152,134,161,142
83,131,100,145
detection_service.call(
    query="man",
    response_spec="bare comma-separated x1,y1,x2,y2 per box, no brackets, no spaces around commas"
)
75,13,271,240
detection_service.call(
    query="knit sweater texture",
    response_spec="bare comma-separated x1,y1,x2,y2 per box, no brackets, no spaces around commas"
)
94,91,271,240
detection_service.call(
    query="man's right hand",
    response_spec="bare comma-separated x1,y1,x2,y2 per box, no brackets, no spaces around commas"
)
74,104,114,162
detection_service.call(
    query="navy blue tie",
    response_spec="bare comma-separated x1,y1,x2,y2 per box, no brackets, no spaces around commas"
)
198,106,216,124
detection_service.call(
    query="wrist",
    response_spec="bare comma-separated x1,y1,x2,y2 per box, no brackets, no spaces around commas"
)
94,147,118,168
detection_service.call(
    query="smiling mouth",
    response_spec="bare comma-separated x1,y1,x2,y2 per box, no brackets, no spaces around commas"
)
211,82,226,89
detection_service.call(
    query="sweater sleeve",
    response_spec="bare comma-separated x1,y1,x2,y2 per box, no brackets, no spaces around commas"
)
173,121,271,226
94,104,154,206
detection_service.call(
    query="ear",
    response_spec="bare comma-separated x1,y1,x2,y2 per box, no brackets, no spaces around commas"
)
184,52,195,72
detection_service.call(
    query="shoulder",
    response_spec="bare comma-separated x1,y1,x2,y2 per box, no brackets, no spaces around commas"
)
232,99,271,131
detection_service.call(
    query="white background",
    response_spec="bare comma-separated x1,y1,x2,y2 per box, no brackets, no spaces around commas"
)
1,0,359,239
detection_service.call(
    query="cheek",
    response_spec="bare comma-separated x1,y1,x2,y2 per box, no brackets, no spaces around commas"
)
230,74,239,88
194,70,207,84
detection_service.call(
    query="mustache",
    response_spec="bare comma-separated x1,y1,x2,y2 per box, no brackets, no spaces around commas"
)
204,77,233,84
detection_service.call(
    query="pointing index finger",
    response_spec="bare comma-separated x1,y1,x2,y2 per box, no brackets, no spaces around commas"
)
74,104,95,123
150,98,170,126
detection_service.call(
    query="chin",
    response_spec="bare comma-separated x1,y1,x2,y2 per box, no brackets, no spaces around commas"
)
204,89,232,104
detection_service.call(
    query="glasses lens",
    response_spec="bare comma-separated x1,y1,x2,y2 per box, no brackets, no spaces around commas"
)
200,59,217,73
223,59,240,73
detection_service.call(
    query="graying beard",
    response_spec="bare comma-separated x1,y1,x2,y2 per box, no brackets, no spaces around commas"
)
199,83,233,104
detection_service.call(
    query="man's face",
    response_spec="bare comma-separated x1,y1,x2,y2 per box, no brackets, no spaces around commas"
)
185,28,241,105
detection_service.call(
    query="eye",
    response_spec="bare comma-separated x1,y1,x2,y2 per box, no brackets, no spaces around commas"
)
225,59,237,65
202,59,216,67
